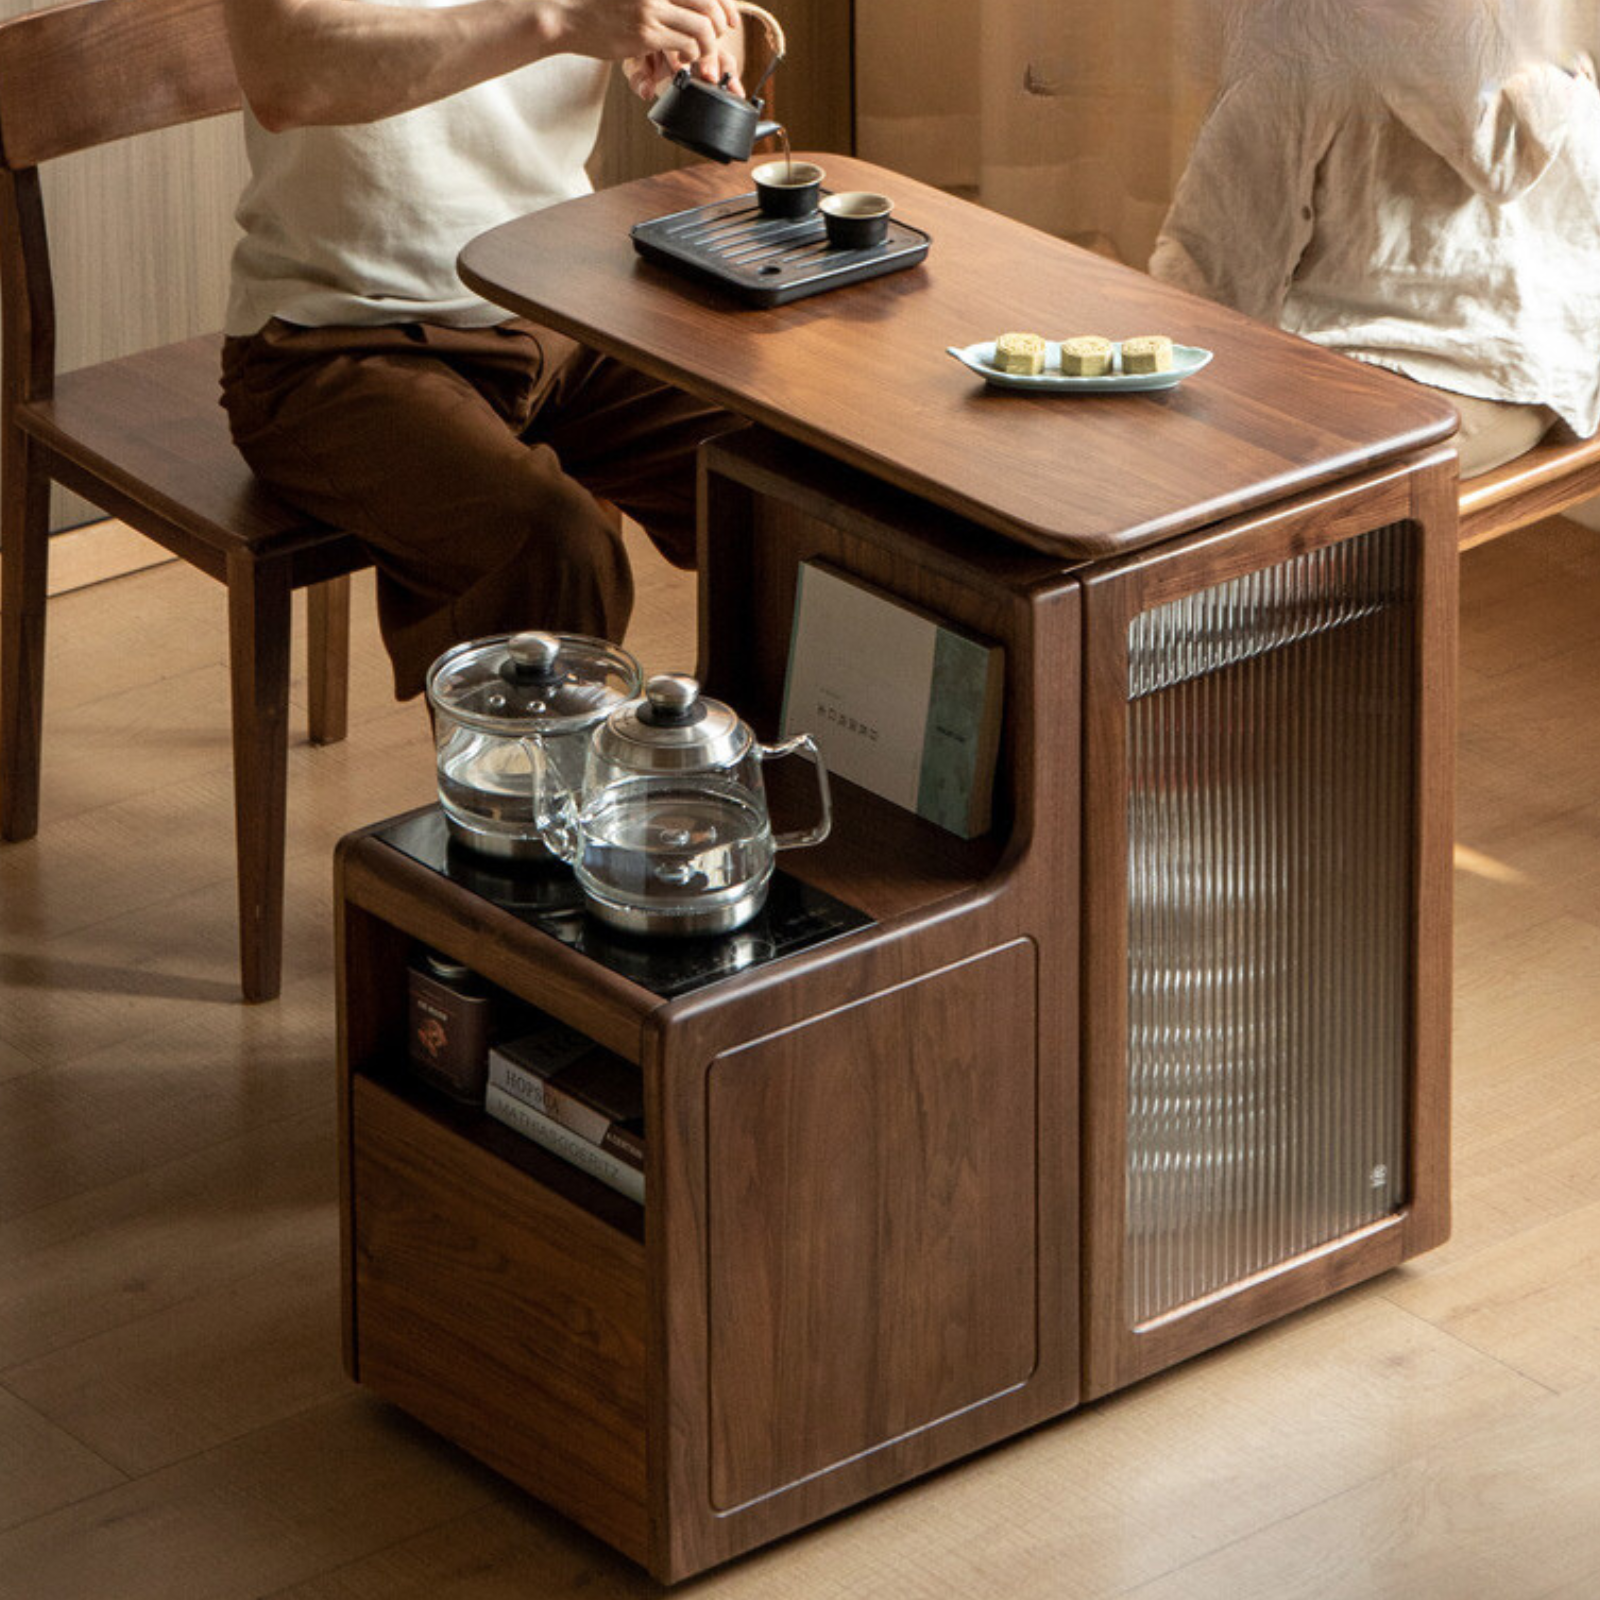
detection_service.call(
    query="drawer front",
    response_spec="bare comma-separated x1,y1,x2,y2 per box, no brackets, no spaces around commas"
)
351,1078,650,1561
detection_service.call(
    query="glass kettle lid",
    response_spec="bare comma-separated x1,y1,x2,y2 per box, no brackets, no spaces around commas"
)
425,631,642,735
595,674,754,772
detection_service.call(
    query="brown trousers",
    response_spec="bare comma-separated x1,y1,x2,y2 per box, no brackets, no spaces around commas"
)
220,317,735,699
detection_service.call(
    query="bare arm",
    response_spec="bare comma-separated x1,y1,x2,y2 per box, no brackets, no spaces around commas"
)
223,0,743,131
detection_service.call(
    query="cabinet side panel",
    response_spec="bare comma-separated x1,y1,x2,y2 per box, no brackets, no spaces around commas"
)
704,940,1039,1511
351,1079,650,1562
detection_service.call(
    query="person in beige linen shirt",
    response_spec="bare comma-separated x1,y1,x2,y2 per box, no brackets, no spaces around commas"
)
1151,0,1600,491
219,0,747,700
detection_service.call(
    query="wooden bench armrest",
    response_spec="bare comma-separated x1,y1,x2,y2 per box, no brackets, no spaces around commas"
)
1459,433,1600,549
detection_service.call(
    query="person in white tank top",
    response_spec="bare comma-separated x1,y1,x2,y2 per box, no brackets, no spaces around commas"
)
220,0,747,698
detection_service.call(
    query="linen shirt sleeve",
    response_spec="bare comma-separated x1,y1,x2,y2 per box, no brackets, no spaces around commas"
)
1149,66,1329,324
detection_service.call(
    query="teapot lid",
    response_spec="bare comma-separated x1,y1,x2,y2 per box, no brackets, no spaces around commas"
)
425,631,642,734
595,674,753,771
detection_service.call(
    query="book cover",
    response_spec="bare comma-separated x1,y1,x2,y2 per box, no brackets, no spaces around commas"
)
484,1084,646,1203
489,1021,646,1167
780,560,1005,837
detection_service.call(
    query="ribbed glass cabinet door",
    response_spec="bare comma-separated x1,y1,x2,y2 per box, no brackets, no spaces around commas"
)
1124,524,1412,1323
1082,466,1455,1398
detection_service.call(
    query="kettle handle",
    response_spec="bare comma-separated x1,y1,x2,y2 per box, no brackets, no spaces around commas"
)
758,731,832,851
520,735,580,864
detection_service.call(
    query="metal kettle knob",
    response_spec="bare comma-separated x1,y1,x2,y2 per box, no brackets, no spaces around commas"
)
501,631,562,685
639,674,706,726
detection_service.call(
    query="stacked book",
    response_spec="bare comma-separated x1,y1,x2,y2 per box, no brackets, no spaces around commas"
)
485,1015,646,1204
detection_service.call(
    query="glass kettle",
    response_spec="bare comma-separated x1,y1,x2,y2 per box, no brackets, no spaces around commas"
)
534,673,832,936
426,631,642,861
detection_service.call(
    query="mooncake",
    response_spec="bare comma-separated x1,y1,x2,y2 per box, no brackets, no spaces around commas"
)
993,332,1047,375
1120,335,1174,374
1059,335,1113,377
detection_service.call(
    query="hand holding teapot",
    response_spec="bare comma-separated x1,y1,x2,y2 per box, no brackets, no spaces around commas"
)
645,1,787,164
624,26,744,105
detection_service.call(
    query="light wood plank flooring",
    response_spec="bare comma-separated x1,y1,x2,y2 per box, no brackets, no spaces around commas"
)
1,517,1597,1599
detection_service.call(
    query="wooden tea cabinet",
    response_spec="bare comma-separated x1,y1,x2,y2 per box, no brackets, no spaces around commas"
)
336,427,1455,1582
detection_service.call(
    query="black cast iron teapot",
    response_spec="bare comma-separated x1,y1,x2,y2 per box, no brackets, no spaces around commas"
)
648,1,786,164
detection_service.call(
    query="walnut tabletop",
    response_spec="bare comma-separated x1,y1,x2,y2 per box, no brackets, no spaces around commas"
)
458,153,1459,562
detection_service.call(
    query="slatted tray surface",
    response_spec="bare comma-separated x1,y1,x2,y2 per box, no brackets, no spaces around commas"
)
630,192,931,307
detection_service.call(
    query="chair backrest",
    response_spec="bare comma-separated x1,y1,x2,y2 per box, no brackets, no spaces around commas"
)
0,0,239,172
0,0,240,405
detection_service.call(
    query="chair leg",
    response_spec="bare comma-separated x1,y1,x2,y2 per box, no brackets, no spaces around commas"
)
228,552,293,1003
1,429,52,842
306,574,351,745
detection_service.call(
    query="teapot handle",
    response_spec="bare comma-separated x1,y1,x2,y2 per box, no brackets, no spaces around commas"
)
520,735,579,864
758,731,832,851
734,0,784,99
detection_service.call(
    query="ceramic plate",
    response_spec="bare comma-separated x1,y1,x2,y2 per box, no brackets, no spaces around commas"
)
947,339,1213,393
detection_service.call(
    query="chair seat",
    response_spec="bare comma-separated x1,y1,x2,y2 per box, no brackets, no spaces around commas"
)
17,332,367,583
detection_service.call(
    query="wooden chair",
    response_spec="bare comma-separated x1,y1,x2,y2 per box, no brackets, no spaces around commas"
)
0,0,370,1002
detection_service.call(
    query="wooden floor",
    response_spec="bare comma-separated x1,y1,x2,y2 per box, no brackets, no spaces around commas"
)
1,516,1597,1600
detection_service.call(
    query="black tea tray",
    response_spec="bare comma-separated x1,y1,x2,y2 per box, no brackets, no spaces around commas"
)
631,192,931,307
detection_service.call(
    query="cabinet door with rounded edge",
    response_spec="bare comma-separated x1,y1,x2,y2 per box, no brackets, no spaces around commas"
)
651,934,1050,1577
708,938,1037,1505
1078,453,1457,1400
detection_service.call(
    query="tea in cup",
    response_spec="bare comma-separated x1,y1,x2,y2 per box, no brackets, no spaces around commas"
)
819,191,893,249
753,160,825,217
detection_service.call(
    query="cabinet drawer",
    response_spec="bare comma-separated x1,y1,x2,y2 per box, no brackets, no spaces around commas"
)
350,1077,650,1562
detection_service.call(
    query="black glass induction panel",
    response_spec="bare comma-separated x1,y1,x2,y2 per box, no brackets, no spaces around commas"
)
375,808,873,1001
